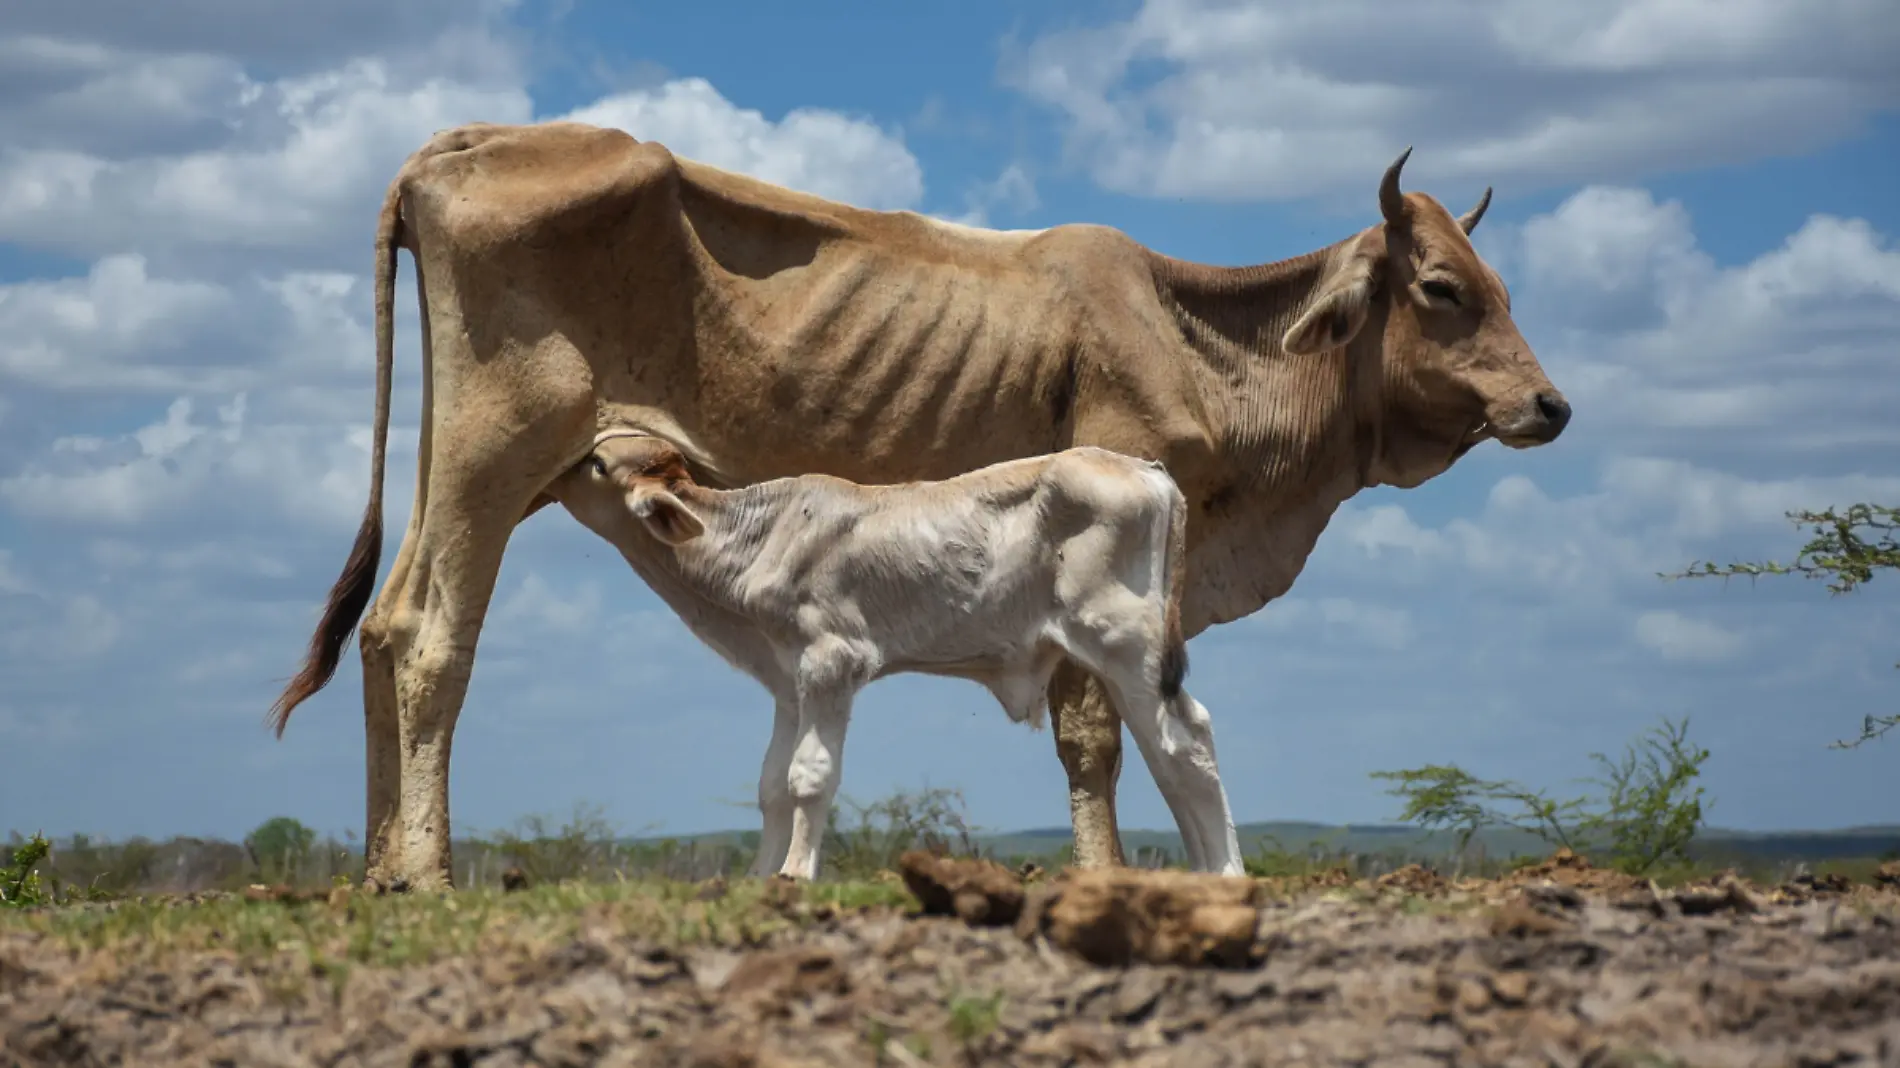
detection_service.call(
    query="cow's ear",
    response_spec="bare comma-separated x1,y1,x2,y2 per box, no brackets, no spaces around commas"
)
1282,254,1377,356
628,485,706,545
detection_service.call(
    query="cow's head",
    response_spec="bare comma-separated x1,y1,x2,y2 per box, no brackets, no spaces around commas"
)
548,430,707,547
1281,148,1569,488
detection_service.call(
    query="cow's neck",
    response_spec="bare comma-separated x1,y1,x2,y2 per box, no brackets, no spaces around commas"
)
1149,242,1385,634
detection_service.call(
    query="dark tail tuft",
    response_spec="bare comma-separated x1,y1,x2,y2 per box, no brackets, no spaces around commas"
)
1157,474,1190,702
1159,639,1188,700
266,515,382,737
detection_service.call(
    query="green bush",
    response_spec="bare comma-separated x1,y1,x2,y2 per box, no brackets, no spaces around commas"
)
1370,716,1710,876
1,833,51,908
822,786,986,880
1667,502,1897,748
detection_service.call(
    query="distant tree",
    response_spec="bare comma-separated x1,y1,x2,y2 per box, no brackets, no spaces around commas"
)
244,817,316,882
1664,503,1898,747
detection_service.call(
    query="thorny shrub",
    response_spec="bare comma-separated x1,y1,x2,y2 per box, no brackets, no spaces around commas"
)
1371,716,1711,876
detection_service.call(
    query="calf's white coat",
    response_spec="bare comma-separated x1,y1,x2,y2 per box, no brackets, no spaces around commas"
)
547,430,1244,879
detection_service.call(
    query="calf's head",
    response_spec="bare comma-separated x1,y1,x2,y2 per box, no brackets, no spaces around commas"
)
547,431,707,547
1281,148,1570,488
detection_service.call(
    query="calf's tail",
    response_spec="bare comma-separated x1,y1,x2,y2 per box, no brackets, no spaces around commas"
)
1156,471,1190,701
266,174,404,738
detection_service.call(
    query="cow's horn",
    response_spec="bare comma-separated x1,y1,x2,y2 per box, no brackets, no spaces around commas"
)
1379,146,1412,227
1458,186,1492,234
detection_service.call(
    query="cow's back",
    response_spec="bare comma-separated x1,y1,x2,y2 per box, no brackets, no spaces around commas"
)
395,121,1192,495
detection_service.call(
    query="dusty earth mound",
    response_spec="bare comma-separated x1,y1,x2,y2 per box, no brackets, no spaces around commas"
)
5,864,1900,1067
1496,847,1649,895
1374,863,1449,897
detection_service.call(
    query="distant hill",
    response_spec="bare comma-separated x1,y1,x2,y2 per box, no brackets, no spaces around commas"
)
619,821,1900,867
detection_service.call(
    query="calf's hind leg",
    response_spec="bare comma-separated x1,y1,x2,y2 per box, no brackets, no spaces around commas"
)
1108,674,1242,876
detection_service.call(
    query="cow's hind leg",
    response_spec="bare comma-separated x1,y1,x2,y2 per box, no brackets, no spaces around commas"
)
358,510,422,892
365,413,588,891
1048,662,1128,869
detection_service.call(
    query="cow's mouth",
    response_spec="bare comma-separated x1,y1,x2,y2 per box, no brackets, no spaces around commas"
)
1450,419,1491,460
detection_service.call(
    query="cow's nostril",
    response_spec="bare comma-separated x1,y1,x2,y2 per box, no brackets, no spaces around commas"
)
1535,391,1571,432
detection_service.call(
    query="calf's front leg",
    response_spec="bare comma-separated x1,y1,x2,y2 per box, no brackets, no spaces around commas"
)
778,689,852,881
751,696,800,878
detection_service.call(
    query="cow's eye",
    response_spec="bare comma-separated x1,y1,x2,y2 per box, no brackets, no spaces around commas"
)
588,456,608,477
1420,279,1461,306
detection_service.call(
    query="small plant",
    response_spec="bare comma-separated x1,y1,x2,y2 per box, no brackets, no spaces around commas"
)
1665,502,1898,748
945,985,1005,1048
483,802,629,885
1,833,52,908
822,786,985,880
1242,834,1355,878
1585,717,1711,875
1371,716,1710,876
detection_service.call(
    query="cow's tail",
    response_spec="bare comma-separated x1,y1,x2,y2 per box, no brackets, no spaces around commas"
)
267,174,403,738
1153,467,1190,702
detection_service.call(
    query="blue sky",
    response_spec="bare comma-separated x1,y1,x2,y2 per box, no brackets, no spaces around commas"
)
3,0,1898,845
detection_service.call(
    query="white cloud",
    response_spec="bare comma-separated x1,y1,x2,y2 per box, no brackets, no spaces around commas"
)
0,394,408,530
492,572,604,637
0,58,534,264
561,77,925,211
0,37,246,159
1002,0,1900,201
0,551,26,596
0,594,121,662
0,255,236,390
942,164,1041,228
1633,610,1746,663
1511,191,1900,457
1246,596,1415,651
1328,459,1900,604
4,0,519,77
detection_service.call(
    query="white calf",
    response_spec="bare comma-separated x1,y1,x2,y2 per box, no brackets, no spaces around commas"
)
543,429,1244,879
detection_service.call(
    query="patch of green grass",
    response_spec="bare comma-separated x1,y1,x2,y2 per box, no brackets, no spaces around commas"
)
0,876,914,969
945,985,1005,1047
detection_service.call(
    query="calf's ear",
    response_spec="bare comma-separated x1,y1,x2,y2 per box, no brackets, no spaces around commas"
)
1282,254,1378,356
628,485,706,545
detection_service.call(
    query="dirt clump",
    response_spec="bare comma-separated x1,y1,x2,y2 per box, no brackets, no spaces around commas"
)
239,883,331,905
1499,847,1647,895
897,851,1024,927
1670,872,1763,916
1374,863,1447,896
1875,859,1900,889
1017,867,1262,968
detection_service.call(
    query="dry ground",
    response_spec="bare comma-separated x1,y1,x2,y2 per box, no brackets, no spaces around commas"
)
3,851,1899,1067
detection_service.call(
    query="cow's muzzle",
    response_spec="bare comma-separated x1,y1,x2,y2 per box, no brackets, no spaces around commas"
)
1494,390,1571,447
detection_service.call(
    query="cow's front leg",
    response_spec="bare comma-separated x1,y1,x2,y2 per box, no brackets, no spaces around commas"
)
1048,661,1128,869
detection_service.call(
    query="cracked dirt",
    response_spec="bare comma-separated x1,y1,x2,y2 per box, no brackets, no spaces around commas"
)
3,853,1898,1067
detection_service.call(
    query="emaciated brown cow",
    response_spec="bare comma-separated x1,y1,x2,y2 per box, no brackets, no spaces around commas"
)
268,121,1569,892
